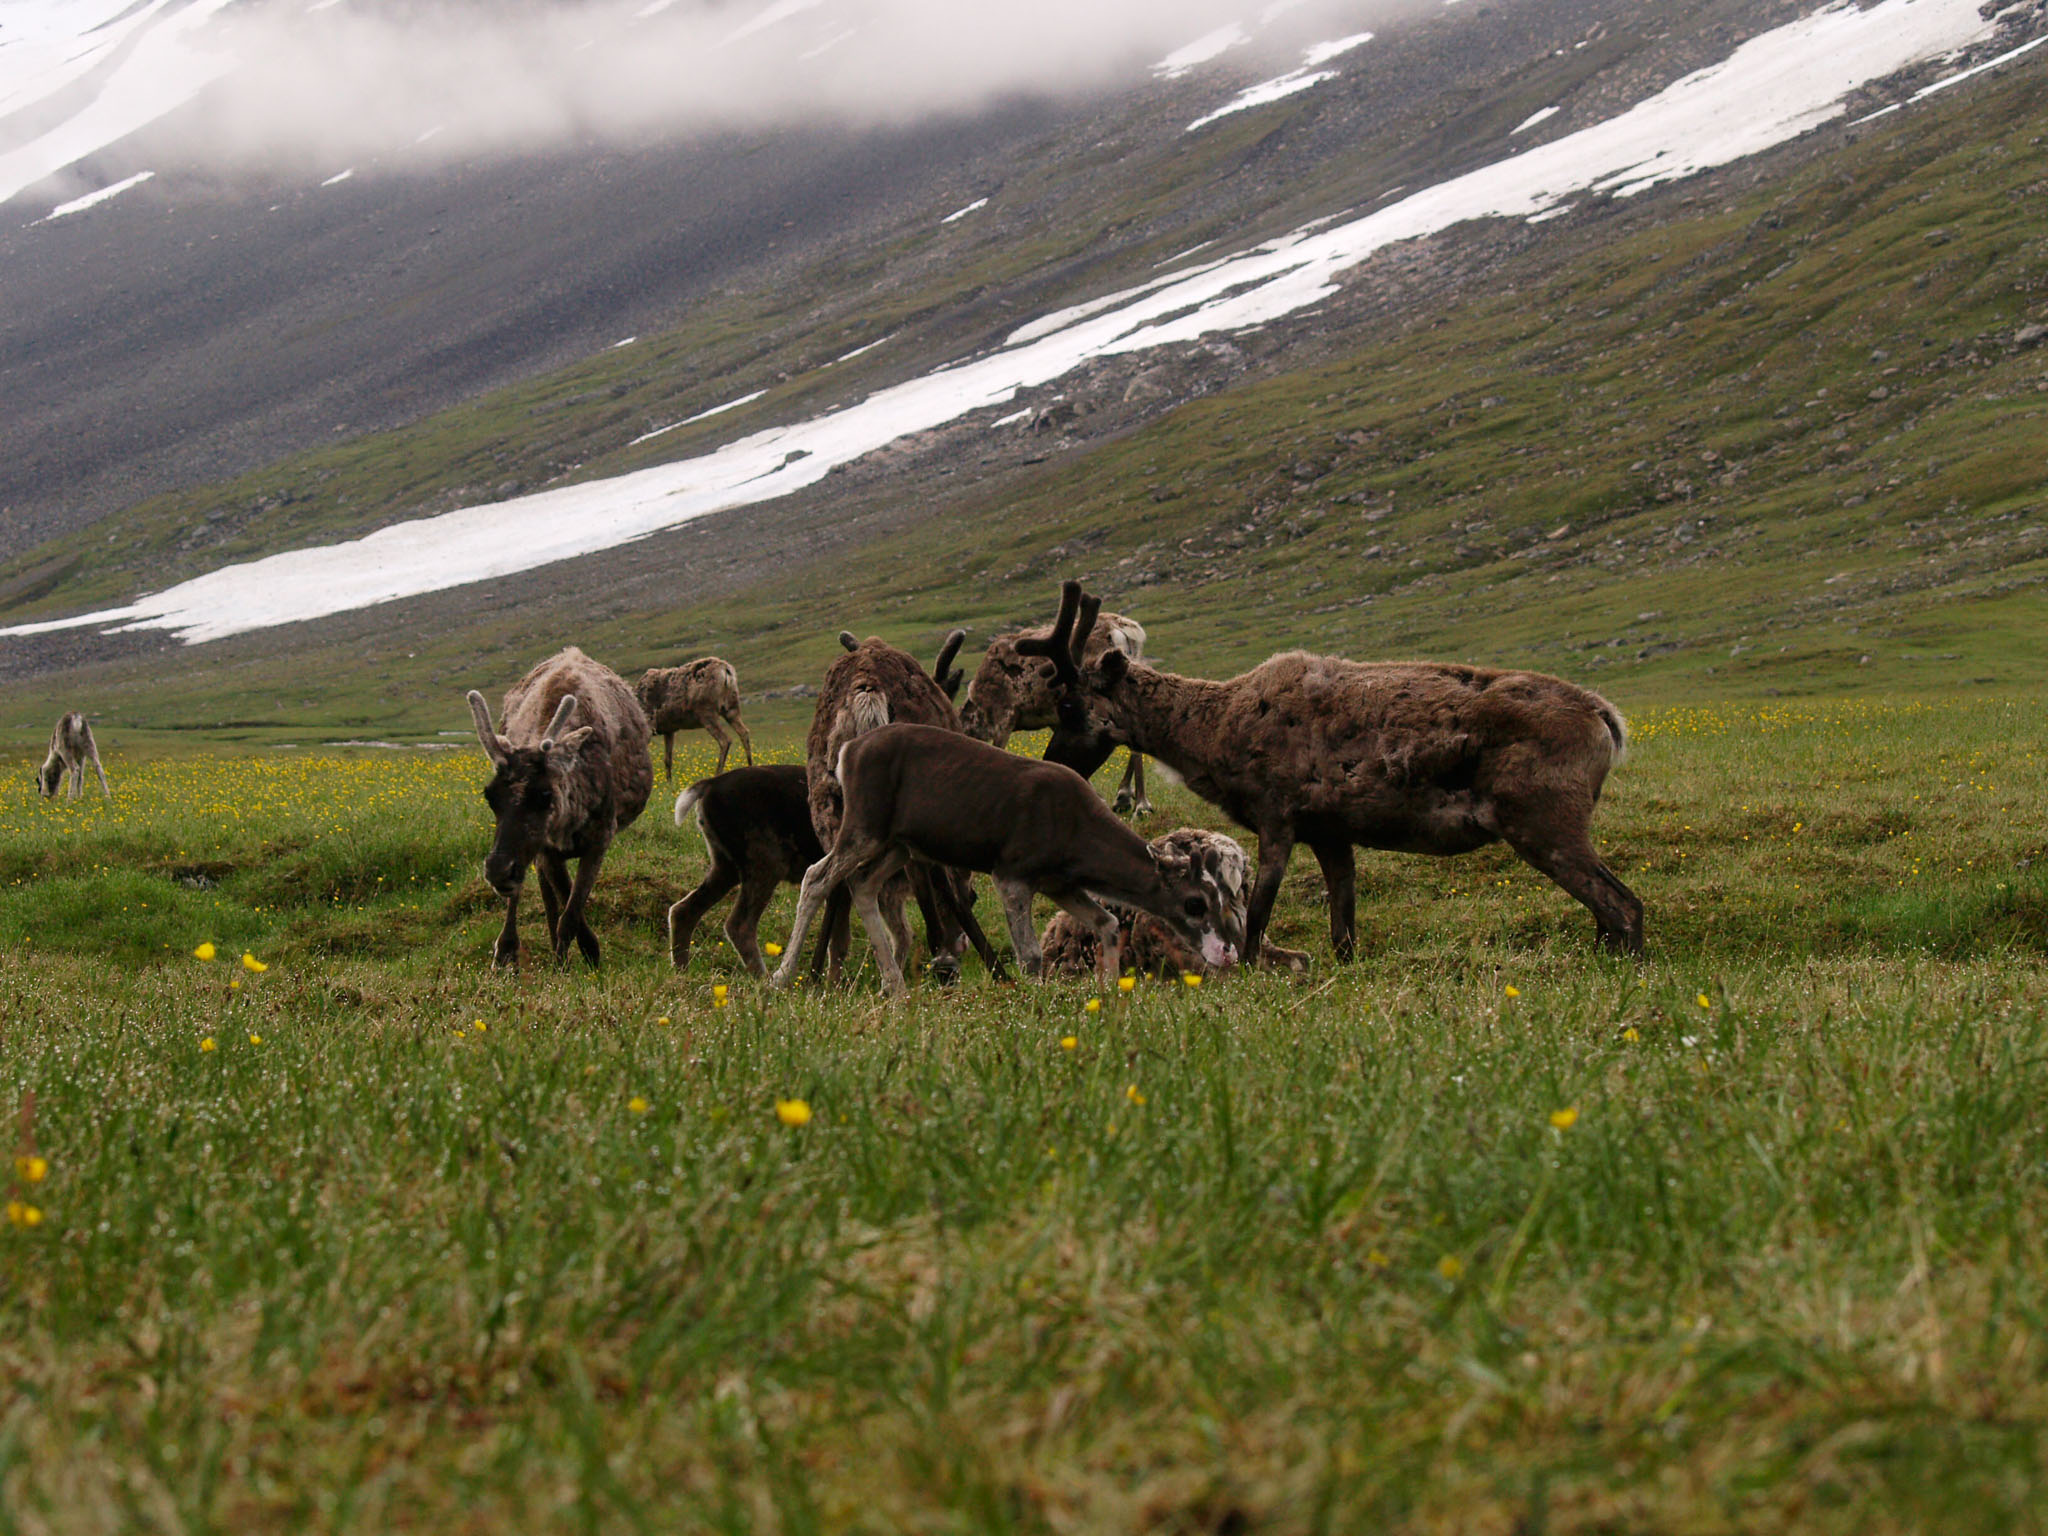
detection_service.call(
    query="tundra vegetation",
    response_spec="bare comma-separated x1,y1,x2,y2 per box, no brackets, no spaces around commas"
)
1,692,2044,1534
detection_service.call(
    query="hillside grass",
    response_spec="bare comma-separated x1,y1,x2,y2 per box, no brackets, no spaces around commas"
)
3,694,2046,1533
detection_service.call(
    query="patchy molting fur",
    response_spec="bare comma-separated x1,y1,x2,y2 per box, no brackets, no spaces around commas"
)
1037,588,1641,962
469,645,652,968
961,611,1151,813
38,711,109,799
634,657,753,780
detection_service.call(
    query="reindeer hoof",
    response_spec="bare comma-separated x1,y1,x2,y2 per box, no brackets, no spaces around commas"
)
1112,788,1135,816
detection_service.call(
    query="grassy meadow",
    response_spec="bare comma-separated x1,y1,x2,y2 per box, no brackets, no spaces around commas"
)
3,692,2046,1534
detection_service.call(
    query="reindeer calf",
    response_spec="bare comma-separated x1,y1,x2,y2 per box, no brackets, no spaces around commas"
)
38,713,109,799
769,724,1238,999
667,765,822,975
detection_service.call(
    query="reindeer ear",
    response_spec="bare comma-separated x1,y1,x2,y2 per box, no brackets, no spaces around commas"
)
549,726,595,757
839,631,860,653
467,691,510,765
1096,648,1130,688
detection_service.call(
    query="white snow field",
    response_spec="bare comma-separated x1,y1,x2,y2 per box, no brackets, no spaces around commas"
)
38,168,154,221
0,0,2021,645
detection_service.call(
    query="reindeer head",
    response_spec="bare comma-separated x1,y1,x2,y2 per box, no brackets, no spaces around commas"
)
468,691,590,897
35,757,62,798
959,644,1048,745
1024,580,1125,778
1149,839,1240,972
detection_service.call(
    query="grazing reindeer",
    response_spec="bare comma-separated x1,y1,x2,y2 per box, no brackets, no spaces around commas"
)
806,629,999,983
667,765,822,975
1028,581,1643,963
37,712,109,799
635,657,754,781
467,646,652,968
961,611,1153,814
769,724,1238,999
1039,826,1307,977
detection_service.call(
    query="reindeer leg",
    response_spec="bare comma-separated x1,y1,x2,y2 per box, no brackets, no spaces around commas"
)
906,866,957,985
493,887,522,969
703,717,733,776
556,850,607,968
663,732,676,784
1049,891,1122,986
536,851,570,950
1246,827,1296,968
774,849,868,988
668,856,739,970
1505,829,1646,956
809,885,852,984
728,711,754,768
723,867,779,978
993,877,1044,979
1308,839,1358,963
91,750,109,797
1113,750,1148,818
940,868,1008,982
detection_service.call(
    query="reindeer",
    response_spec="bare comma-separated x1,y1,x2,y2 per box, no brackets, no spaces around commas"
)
37,712,109,799
467,646,652,968
960,611,1152,814
1025,581,1644,963
634,657,754,781
769,724,1238,999
666,765,822,975
805,628,1000,983
1038,827,1308,977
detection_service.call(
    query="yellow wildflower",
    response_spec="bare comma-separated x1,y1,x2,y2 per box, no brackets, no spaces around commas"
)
775,1099,812,1127
1366,1249,1391,1269
6,1201,42,1228
763,943,783,957
241,953,268,973
1503,984,1521,998
200,1037,217,1053
192,942,217,961
1437,1255,1464,1281
14,1156,47,1184
1697,993,1712,1009
247,1033,262,1045
1181,973,1201,988
229,978,241,991
1621,1027,1641,1043
1549,1107,1579,1131
1060,1036,1078,1051
1125,1084,1147,1106
1117,976,1136,993
1084,998,1101,1014
629,1097,650,1115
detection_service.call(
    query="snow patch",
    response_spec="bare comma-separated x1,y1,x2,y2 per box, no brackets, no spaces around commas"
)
1154,24,1247,78
320,168,355,187
631,389,769,445
940,197,988,224
1512,105,1560,134
1187,68,1338,131
39,169,154,222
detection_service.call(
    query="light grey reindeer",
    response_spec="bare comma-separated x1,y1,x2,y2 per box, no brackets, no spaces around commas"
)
769,722,1238,999
38,712,109,799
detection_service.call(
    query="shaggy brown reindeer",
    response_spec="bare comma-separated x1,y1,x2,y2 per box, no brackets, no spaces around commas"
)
807,629,996,981
1038,828,1312,978
960,611,1152,814
1028,581,1643,962
467,646,652,968
634,658,754,781
37,712,109,799
769,724,1239,999
666,765,823,975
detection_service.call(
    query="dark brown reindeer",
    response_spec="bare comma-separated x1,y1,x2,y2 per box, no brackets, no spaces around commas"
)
1026,581,1644,964
805,628,999,983
467,646,652,968
634,657,754,781
960,611,1152,814
38,712,109,799
768,724,1238,999
667,765,822,975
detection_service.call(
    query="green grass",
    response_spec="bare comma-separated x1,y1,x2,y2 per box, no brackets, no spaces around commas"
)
2,696,2046,1532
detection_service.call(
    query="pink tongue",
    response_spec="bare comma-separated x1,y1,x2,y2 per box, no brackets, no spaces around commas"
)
1200,933,1231,969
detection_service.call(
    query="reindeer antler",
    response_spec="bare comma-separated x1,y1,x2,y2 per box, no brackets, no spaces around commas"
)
1016,580,1084,690
933,629,967,700
838,631,860,653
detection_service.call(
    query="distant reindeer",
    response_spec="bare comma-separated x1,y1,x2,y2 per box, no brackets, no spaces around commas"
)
467,646,652,968
960,611,1152,814
1028,580,1643,963
806,629,1000,983
769,724,1238,999
37,712,109,799
635,657,754,781
666,765,821,975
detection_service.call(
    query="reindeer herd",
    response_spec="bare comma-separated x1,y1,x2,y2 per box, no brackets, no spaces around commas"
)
459,579,1643,993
